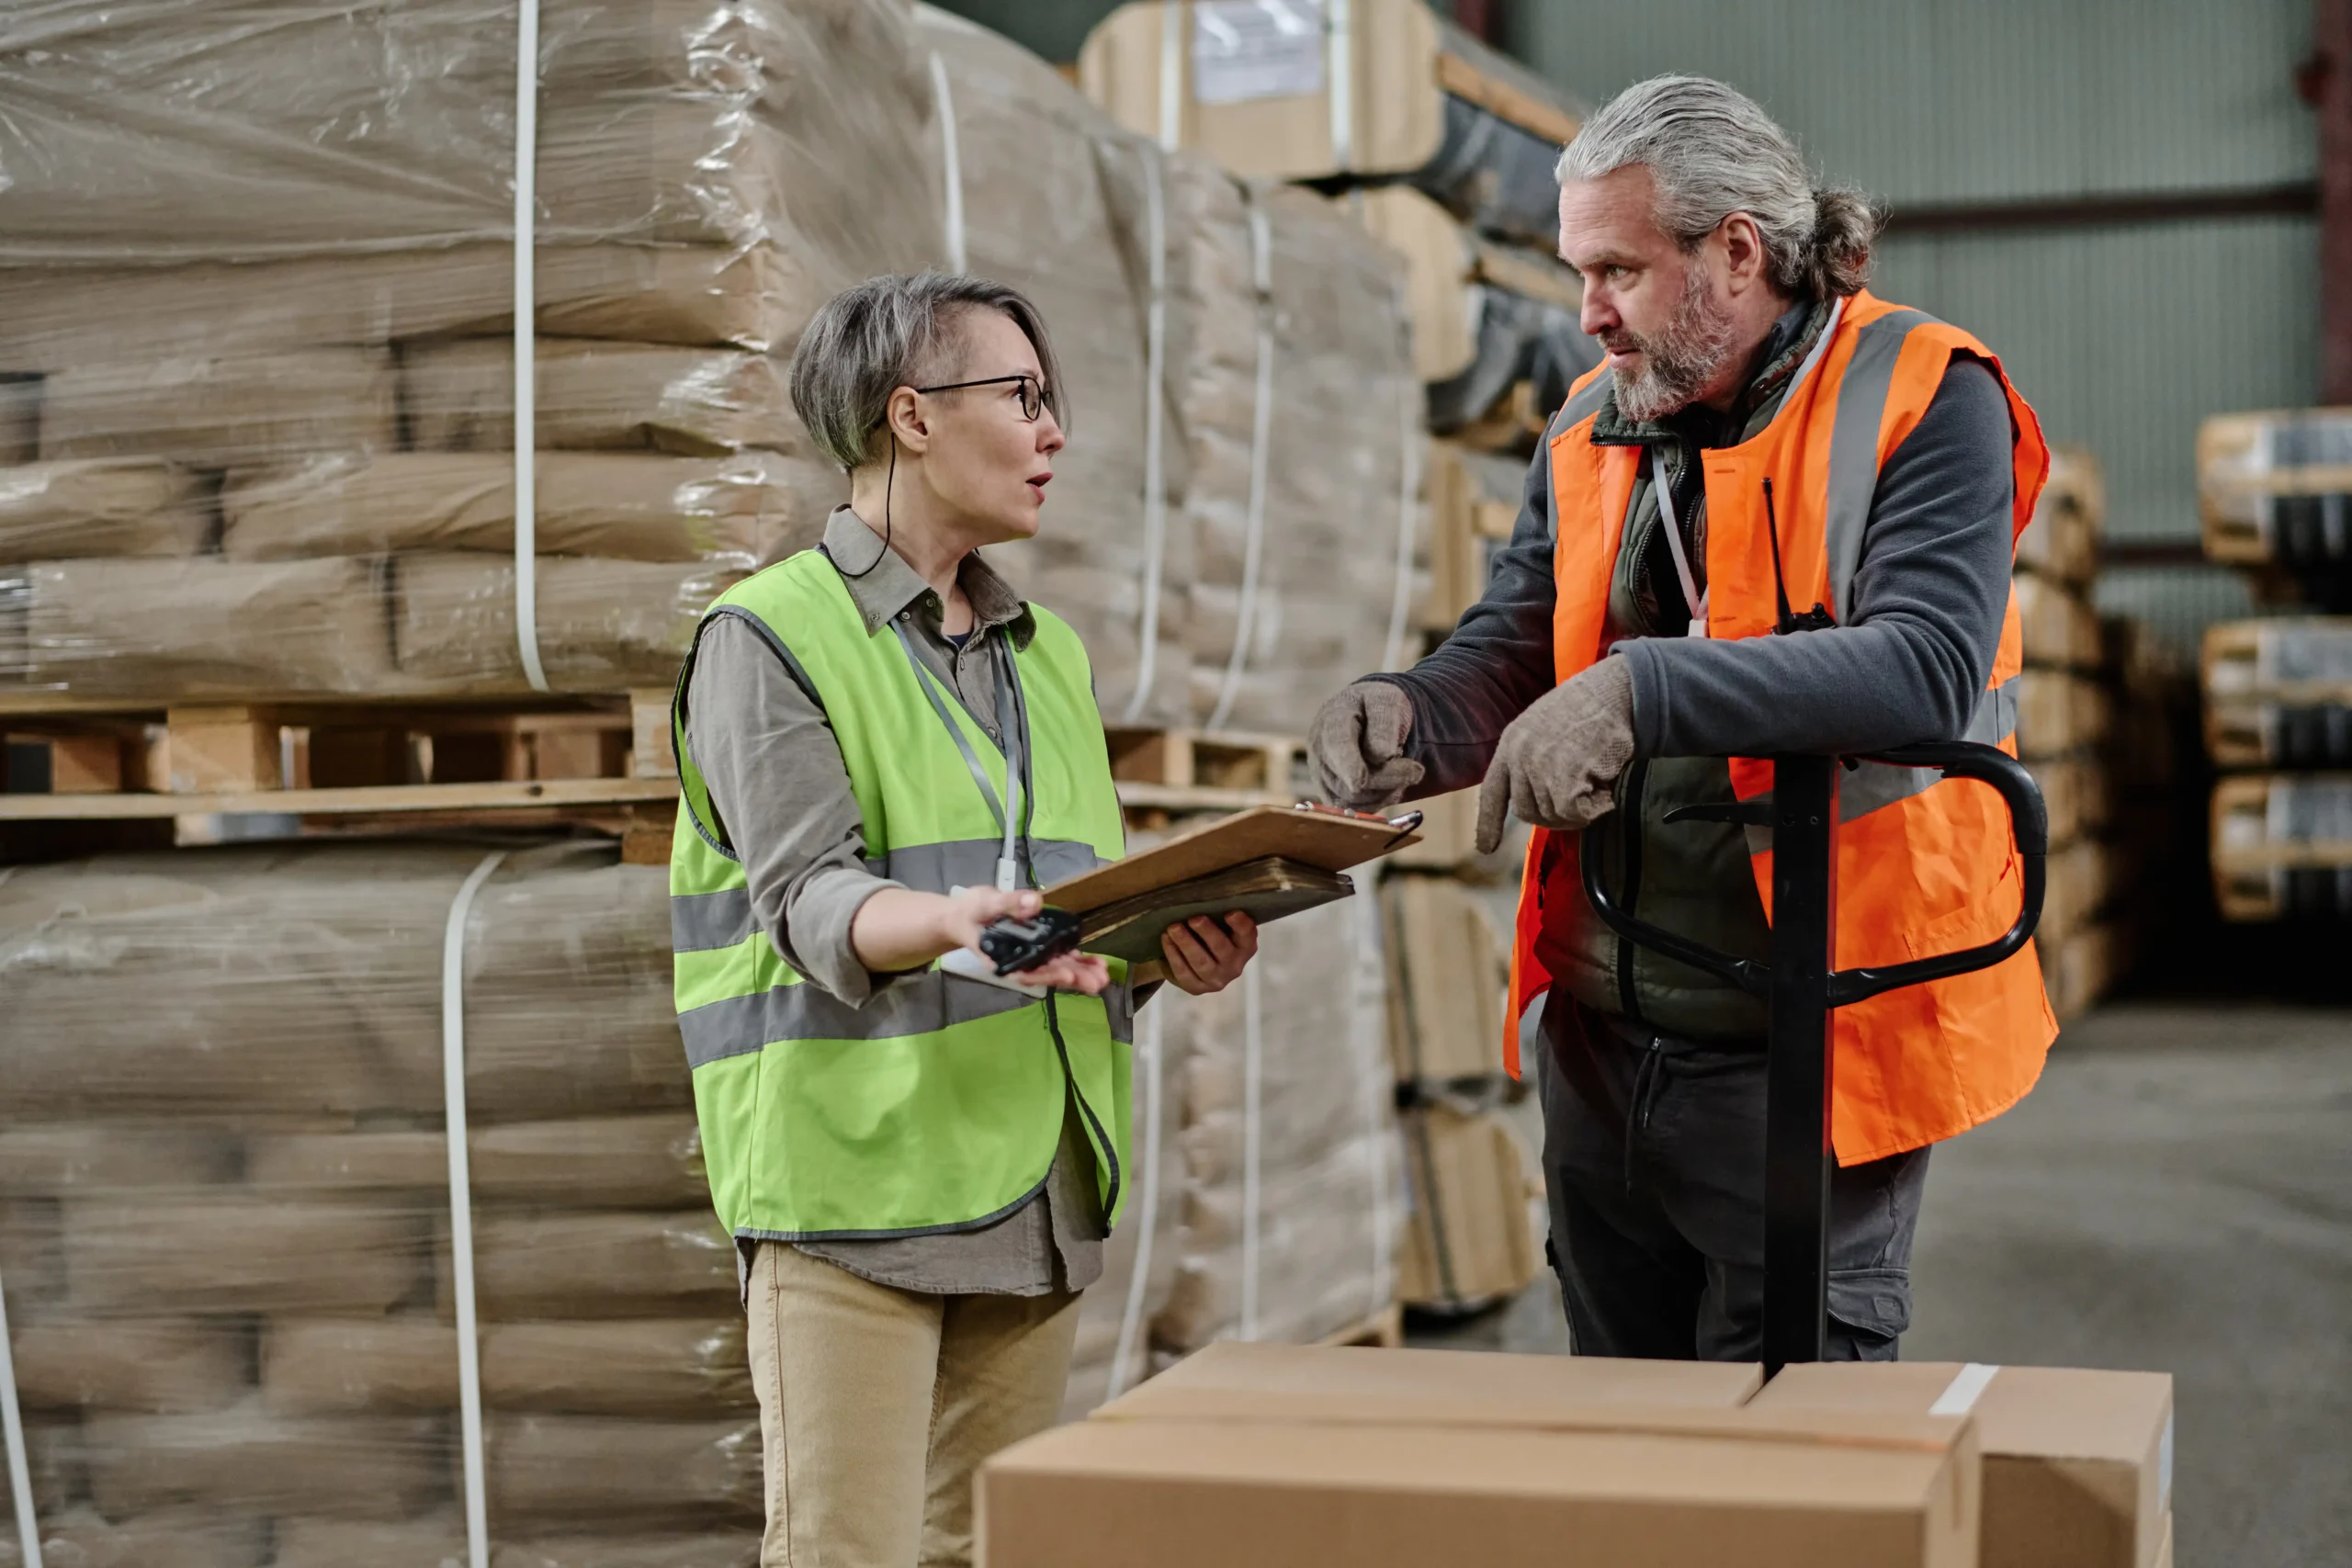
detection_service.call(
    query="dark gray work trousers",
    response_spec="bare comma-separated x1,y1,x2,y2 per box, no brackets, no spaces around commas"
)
1536,998,1929,1362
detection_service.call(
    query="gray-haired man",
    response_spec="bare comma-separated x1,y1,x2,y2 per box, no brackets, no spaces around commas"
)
1311,76,2054,1361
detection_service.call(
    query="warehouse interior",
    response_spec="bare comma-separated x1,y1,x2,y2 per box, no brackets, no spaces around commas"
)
1,1,2347,1565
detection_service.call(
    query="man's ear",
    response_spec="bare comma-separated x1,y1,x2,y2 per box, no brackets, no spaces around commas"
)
884,385,931,456
1717,210,1770,294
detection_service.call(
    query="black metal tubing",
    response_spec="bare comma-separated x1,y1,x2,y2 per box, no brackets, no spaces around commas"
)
1825,741,2049,1006
1579,813,1771,998
1762,754,1838,1372
1570,739,2046,1373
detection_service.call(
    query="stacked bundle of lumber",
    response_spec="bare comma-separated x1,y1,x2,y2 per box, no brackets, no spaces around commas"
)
2010,448,2139,1018
0,0,954,705
2196,411,2352,919
0,843,764,1567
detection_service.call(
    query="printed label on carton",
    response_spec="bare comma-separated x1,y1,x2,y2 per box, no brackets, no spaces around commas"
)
1193,0,1326,106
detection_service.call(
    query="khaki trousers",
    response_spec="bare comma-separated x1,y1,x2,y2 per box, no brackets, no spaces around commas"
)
745,1241,1081,1568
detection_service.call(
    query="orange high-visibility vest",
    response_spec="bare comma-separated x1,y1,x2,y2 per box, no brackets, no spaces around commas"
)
1506,290,2057,1165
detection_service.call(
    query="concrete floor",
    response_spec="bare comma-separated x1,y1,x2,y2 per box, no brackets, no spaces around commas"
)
1408,1002,2352,1568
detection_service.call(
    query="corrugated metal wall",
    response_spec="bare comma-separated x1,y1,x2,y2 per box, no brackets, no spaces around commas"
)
1505,0,2320,554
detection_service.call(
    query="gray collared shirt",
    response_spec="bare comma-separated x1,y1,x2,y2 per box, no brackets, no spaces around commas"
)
685,505,1103,1297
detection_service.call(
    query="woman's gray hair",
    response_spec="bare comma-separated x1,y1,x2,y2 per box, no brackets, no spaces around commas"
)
789,273,1063,472
1555,75,1881,299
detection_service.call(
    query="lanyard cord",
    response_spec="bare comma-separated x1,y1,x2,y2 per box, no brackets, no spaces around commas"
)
889,621,1031,891
1648,446,1708,638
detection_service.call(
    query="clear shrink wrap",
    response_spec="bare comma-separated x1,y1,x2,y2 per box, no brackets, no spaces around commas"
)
1167,172,1423,734
1149,889,1402,1352
0,840,763,1565
912,5,1193,725
0,0,933,701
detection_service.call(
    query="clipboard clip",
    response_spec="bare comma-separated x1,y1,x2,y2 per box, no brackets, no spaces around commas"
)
1295,799,1424,854
1294,800,1424,831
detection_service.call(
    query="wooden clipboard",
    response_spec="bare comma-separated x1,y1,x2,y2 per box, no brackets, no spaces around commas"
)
1043,805,1423,916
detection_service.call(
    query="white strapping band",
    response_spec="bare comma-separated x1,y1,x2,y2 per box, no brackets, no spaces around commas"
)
1158,0,1183,150
1326,0,1353,171
0,1257,40,1568
929,51,967,274
1106,1000,1165,1398
1206,189,1276,731
1121,146,1173,724
1238,960,1265,1342
1380,279,1422,671
1352,873,1396,1312
512,0,549,694
1928,1361,2001,1417
444,850,510,1568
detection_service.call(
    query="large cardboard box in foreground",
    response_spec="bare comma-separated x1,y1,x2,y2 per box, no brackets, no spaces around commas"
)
982,1344,1975,1568
1101,1340,1760,1418
1750,1360,2173,1568
982,1409,1975,1568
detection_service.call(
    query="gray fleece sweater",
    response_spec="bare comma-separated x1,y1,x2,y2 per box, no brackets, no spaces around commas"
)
1373,310,2018,1041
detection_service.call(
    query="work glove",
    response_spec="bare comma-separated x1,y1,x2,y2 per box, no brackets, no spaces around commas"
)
1308,680,1424,810
1475,656,1636,854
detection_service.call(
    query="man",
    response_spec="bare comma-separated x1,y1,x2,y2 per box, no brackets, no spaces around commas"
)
1311,76,2054,1361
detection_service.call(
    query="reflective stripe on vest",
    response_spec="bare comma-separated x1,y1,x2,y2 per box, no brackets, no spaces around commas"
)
668,550,1132,1241
1510,291,2058,1165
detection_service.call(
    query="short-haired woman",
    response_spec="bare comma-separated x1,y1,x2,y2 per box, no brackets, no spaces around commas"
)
667,274,1258,1567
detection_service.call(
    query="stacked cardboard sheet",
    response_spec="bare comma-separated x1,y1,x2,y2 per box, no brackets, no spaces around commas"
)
0,841,765,1566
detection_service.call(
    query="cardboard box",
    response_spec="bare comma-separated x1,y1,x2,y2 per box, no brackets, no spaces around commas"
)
1750,1361,2172,1568
982,1398,1977,1568
1103,1340,1762,1421
1396,1105,1539,1310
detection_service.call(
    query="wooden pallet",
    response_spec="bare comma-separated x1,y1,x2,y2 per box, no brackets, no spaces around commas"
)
2,691,673,797
1315,1303,1405,1349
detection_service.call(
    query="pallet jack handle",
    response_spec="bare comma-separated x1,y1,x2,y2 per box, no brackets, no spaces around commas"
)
1580,740,2046,1372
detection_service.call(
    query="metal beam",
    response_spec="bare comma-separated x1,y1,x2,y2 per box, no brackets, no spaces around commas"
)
1882,182,2318,236
2319,0,2352,402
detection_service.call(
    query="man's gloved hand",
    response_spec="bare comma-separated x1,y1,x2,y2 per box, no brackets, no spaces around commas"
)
1308,681,1425,810
1475,656,1636,853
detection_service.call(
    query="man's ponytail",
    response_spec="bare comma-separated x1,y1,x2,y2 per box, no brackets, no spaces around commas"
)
1808,185,1883,298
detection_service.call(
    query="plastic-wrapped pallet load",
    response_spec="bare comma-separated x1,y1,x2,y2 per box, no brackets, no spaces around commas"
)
2211,773,2352,919
1150,891,1401,1354
1079,0,1581,248
2199,407,2352,571
2200,617,2352,767
911,5,1192,726
1163,167,1423,732
0,0,943,702
0,841,763,1567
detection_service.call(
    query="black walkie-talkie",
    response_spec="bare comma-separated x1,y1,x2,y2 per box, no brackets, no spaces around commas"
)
976,906,1081,976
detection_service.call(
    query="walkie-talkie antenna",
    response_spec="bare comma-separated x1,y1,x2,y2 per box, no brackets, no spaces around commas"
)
1763,477,1797,635
1762,477,1837,634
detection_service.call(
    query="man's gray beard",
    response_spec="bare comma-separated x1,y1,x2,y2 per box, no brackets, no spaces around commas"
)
1609,268,1740,423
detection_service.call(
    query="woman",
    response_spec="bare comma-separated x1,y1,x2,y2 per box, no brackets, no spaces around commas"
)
667,274,1257,1568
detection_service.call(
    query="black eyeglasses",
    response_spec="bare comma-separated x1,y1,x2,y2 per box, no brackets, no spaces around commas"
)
912,372,1056,422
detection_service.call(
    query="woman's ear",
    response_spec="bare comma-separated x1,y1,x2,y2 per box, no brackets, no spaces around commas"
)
884,384,931,456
